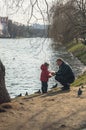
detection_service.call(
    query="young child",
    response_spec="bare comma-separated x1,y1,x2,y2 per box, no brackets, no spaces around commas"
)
40,62,54,93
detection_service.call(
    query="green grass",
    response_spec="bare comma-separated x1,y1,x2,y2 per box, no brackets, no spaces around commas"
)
67,41,86,65
69,43,84,52
71,71,86,87
65,40,86,87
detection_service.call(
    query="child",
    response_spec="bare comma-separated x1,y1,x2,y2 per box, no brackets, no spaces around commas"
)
40,62,54,93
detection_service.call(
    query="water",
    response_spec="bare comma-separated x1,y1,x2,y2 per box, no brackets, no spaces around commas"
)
0,38,85,98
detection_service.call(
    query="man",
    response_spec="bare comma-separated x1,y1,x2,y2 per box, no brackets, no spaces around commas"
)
55,58,75,90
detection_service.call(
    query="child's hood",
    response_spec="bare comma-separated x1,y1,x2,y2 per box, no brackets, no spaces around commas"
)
41,64,48,71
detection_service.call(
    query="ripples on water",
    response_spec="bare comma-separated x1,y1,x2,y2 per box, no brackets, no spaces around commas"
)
0,38,85,98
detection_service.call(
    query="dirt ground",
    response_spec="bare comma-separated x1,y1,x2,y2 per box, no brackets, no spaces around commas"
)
0,87,86,130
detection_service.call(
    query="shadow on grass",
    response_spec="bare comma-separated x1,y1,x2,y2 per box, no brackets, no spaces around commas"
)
22,88,70,100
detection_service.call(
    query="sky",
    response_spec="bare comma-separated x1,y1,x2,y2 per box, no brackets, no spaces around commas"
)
0,0,55,25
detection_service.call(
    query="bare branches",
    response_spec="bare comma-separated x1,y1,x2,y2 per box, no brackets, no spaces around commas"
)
76,0,86,18
3,0,50,26
49,0,86,44
27,0,37,24
3,0,25,15
44,0,50,22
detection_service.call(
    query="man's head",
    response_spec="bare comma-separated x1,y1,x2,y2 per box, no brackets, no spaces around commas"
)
56,58,64,66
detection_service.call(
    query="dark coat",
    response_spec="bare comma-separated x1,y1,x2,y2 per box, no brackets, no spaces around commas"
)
55,62,75,84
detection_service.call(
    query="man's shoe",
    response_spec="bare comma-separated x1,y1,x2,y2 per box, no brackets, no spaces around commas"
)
61,87,70,91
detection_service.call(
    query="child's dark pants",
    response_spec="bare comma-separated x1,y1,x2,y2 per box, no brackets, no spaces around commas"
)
41,81,48,93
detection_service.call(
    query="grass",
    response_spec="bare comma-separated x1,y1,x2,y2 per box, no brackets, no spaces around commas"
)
68,41,85,52
65,40,86,87
71,71,86,87
66,40,86,65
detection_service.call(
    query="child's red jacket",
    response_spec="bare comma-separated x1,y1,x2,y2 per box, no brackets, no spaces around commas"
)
40,64,52,82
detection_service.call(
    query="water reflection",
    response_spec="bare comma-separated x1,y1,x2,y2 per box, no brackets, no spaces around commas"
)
0,38,85,97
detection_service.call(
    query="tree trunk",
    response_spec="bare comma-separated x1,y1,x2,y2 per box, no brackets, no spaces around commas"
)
0,60,10,104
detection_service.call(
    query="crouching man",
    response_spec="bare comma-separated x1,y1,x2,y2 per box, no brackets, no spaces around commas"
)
55,58,75,91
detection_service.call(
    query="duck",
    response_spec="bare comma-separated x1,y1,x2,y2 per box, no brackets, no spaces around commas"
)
78,88,82,97
25,92,28,96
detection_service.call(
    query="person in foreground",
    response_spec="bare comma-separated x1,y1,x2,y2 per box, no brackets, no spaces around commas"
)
40,62,54,93
55,58,75,91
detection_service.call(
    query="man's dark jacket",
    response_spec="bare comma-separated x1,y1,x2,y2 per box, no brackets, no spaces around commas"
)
55,62,75,84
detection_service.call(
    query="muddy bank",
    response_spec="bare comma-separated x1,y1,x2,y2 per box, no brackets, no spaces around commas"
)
0,87,86,130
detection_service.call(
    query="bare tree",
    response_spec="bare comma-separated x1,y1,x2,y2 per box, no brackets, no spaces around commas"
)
49,0,86,44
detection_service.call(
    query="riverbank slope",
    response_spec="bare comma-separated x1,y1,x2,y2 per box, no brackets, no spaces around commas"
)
66,40,86,87
0,87,86,130
66,40,86,65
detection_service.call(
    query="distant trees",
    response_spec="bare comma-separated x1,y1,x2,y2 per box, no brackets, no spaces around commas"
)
8,20,29,38
49,0,86,44
8,20,47,38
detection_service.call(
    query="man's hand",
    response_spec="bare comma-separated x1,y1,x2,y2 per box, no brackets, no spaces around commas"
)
51,71,56,76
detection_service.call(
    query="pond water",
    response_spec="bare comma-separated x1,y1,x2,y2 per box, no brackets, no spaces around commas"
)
0,38,85,98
